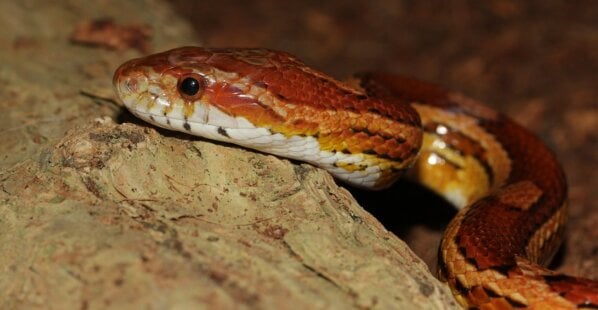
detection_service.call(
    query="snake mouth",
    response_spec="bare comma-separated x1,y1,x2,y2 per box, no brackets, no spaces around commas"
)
115,74,262,135
114,69,262,132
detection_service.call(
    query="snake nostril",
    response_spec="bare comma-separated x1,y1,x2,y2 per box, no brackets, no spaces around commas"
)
121,75,148,94
124,78,136,92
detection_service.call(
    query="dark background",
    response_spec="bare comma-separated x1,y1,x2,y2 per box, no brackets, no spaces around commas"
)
169,0,596,278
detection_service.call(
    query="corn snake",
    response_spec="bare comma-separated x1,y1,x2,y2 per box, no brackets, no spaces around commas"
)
113,47,598,308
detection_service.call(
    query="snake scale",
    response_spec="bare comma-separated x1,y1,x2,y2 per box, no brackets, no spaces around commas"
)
113,47,598,309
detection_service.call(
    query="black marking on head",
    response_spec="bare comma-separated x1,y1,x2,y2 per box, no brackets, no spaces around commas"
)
149,115,155,121
217,127,230,138
183,122,191,131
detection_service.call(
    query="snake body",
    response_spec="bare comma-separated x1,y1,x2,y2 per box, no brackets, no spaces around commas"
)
114,47,598,308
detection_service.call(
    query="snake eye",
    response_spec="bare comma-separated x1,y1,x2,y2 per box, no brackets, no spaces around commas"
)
178,73,205,100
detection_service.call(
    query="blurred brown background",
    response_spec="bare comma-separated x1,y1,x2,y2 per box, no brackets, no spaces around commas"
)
168,0,597,277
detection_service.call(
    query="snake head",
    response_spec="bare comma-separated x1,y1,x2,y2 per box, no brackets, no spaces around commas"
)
114,47,294,138
114,47,422,189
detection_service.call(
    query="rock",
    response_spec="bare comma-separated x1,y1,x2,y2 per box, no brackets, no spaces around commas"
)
0,0,457,308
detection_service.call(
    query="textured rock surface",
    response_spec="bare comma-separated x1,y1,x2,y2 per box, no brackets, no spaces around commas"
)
0,121,457,308
0,1,457,309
